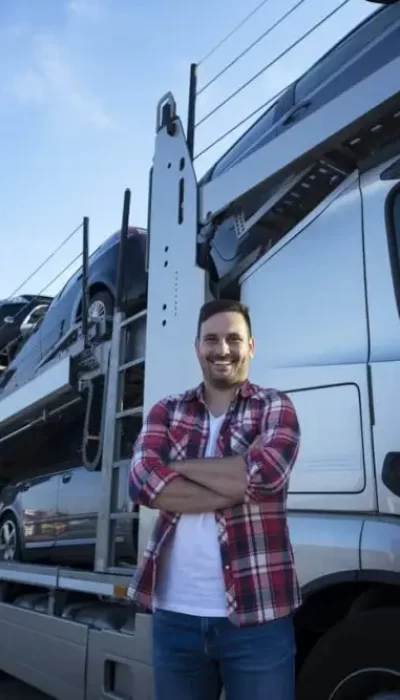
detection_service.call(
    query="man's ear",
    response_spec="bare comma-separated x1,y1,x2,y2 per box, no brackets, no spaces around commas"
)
249,336,255,359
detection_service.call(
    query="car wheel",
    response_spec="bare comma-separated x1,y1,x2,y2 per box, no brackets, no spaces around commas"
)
0,513,22,562
296,607,400,700
88,290,114,321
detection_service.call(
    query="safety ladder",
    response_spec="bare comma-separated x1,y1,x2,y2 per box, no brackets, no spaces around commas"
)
94,305,146,574
94,191,146,574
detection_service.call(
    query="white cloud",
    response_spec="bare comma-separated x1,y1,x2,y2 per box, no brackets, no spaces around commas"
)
11,33,110,130
66,0,109,23
12,69,46,104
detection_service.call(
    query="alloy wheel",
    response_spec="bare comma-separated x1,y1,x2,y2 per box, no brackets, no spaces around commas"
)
0,518,17,561
88,299,106,319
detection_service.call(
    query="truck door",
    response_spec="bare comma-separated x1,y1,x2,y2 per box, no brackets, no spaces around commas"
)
360,156,400,518
241,174,377,516
239,174,379,588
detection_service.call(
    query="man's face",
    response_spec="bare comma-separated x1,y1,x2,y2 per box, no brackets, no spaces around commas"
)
195,311,255,390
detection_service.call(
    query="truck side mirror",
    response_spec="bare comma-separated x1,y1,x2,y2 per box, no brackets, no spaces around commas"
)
382,452,400,498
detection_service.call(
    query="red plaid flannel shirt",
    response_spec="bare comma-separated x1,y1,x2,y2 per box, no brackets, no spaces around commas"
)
127,380,301,626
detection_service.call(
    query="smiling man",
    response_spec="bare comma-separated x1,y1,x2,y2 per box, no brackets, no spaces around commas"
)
128,299,301,700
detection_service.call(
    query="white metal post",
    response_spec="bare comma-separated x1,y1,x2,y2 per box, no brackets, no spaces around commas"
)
138,95,206,560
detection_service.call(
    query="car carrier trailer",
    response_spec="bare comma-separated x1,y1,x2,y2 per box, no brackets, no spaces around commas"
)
1,0,400,698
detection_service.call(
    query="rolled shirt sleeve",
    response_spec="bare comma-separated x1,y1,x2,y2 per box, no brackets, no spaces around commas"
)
244,391,300,503
129,400,180,508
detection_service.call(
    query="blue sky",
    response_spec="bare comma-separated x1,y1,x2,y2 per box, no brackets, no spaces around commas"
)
0,0,374,298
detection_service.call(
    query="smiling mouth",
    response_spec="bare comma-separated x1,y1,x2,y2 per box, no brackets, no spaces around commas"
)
209,360,235,369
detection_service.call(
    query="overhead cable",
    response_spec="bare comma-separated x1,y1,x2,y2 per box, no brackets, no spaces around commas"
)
197,0,309,96
196,0,351,128
198,0,274,65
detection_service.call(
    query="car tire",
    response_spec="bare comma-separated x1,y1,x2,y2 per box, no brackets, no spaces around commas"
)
296,607,400,699
0,513,22,562
87,289,114,321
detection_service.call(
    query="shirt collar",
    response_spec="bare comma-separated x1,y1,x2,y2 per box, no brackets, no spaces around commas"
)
181,379,257,404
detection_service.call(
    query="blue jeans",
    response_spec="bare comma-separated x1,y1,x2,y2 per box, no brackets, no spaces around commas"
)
152,609,295,700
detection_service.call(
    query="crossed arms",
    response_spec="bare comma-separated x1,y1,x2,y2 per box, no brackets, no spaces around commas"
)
128,393,300,514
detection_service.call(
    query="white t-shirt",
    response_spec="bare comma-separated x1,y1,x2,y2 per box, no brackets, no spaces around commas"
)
153,413,227,616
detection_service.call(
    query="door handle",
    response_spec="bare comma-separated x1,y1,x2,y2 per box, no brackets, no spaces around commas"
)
62,472,72,484
282,100,311,126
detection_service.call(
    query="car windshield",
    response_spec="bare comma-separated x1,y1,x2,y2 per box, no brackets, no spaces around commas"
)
0,302,25,320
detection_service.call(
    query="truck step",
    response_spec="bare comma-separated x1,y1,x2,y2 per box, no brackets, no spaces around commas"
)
0,561,133,599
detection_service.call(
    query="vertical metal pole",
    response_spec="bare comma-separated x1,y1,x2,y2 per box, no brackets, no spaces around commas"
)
187,63,197,159
95,188,131,572
145,168,153,273
82,216,89,347
115,189,131,313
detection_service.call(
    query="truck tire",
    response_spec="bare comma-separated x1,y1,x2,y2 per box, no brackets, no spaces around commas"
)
296,607,400,700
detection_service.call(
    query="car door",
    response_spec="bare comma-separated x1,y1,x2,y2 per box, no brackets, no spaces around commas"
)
207,87,294,181
54,466,102,559
37,270,82,362
20,472,61,555
279,3,400,135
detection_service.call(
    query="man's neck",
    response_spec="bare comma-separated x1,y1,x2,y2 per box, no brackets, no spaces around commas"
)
204,384,238,417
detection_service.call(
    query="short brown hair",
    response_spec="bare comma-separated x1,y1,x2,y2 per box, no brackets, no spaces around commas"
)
196,299,252,338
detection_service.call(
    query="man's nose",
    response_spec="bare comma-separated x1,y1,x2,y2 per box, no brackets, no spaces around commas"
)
215,338,230,355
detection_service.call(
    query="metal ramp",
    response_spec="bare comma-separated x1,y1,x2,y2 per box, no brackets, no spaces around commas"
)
0,329,110,447
0,356,74,435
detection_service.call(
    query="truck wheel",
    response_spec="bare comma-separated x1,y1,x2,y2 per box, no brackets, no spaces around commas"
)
296,607,400,700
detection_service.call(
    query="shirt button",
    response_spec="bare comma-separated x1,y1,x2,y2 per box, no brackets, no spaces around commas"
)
225,565,230,570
